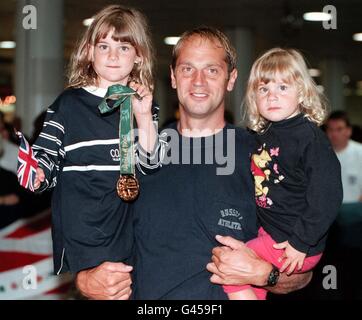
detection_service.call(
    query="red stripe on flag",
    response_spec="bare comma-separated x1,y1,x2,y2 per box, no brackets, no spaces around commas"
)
18,148,37,188
16,132,38,191
18,148,38,169
0,252,51,272
5,214,51,239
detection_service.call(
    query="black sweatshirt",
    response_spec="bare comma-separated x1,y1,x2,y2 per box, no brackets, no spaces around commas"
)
252,113,343,255
32,88,163,274
132,123,258,299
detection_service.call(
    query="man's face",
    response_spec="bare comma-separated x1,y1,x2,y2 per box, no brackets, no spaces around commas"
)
0,118,5,138
170,36,237,122
326,119,352,150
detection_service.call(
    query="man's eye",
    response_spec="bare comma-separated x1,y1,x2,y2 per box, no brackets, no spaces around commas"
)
182,67,193,73
208,68,218,74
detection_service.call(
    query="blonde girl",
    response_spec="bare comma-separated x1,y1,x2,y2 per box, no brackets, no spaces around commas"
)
224,48,343,300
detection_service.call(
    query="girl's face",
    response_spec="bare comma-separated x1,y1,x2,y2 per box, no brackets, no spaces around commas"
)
255,73,300,122
91,30,141,88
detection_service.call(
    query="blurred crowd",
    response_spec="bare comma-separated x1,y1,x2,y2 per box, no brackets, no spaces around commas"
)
0,111,51,229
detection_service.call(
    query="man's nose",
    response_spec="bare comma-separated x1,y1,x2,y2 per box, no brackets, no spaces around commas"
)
192,70,206,86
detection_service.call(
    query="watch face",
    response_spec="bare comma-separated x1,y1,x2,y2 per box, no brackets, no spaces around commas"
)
268,266,280,286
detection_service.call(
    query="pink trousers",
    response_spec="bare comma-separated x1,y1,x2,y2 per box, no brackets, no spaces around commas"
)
223,227,322,300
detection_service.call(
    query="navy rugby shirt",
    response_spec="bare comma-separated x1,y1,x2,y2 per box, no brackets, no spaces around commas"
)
33,87,163,274
132,123,258,299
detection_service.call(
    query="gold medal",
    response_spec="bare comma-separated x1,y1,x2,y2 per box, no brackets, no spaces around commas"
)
117,175,139,202
99,85,140,202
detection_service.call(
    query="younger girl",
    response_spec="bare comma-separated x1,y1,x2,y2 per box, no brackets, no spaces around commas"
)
224,48,343,299
32,5,162,274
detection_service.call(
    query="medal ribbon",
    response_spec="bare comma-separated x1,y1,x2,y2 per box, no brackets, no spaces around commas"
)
98,84,137,176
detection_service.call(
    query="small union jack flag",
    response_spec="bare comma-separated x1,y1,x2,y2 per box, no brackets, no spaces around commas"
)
16,132,38,192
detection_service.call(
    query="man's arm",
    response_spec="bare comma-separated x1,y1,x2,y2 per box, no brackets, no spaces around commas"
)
75,262,133,300
267,271,312,294
206,235,312,294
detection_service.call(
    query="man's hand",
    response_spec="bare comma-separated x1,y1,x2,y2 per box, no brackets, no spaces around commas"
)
75,262,133,300
207,235,313,294
206,235,272,287
273,241,306,275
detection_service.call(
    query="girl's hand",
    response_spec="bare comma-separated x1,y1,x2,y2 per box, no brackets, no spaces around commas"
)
129,81,156,153
129,81,153,117
34,167,45,190
273,241,306,275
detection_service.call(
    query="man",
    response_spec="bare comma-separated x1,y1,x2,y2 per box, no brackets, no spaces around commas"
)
75,27,311,299
0,112,18,174
326,111,362,203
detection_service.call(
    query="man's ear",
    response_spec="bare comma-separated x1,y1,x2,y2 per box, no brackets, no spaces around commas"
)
170,65,177,89
346,126,353,139
227,68,238,92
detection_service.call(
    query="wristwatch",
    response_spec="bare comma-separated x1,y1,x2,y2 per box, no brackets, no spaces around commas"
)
267,264,280,287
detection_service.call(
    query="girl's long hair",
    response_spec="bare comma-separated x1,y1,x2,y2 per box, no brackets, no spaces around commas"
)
68,4,154,89
243,48,328,132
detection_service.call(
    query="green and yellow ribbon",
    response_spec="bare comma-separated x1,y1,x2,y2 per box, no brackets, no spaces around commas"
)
98,84,137,176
